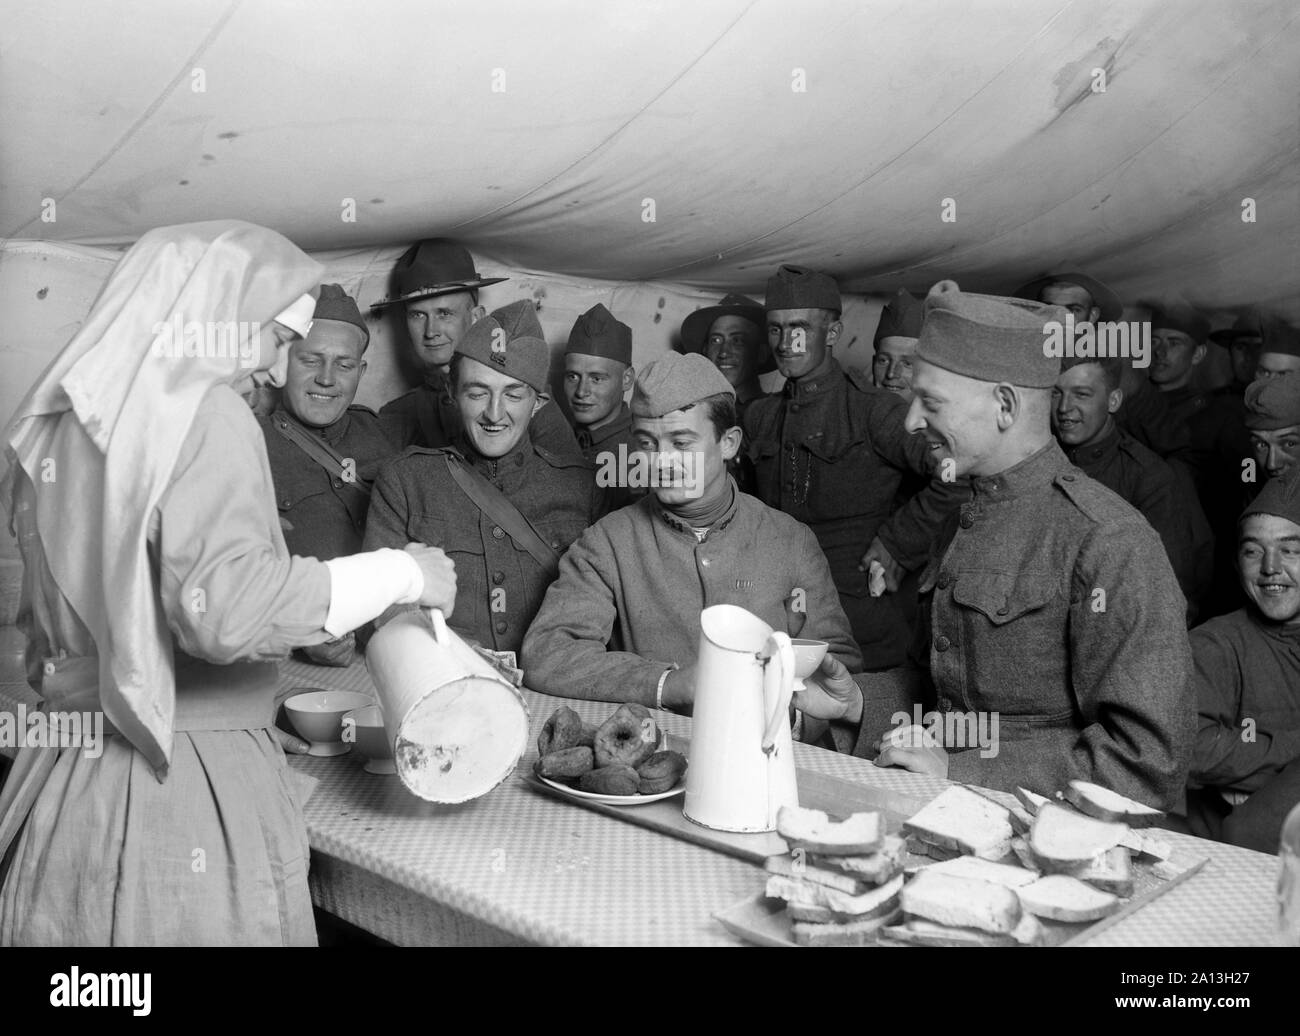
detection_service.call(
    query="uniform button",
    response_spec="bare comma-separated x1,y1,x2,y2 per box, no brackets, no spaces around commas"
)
492,571,504,585
495,620,507,634
1062,474,1075,482
934,635,951,652
936,573,951,590
790,404,800,413
701,558,710,566
997,604,1010,616
959,511,975,530
492,526,505,540
549,539,560,550
333,478,343,488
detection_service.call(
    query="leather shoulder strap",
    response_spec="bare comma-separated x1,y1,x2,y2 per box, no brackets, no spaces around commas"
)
271,415,372,497
442,453,560,576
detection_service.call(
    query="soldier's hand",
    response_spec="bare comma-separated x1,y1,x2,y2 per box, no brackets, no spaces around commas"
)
859,537,903,595
272,725,311,755
660,664,697,712
301,632,356,668
793,655,863,723
405,543,457,617
874,724,949,777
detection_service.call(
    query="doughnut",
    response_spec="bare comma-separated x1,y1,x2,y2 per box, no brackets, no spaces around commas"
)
636,750,687,794
534,746,594,781
538,706,586,756
578,764,640,796
593,703,658,769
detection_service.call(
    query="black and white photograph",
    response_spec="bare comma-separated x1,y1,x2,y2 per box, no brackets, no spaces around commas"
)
0,0,1297,999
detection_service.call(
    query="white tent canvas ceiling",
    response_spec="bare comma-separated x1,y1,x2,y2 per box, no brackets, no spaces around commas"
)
2,0,1297,468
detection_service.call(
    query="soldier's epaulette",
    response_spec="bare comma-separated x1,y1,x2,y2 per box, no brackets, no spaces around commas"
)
397,444,456,462
346,402,380,419
533,443,595,469
1052,469,1144,525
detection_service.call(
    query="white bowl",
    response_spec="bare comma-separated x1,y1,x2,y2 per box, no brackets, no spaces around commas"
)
284,689,373,756
344,704,396,774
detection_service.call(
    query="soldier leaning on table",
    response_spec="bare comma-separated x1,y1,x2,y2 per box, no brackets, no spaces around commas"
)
521,351,861,713
364,300,603,655
793,281,1195,812
257,284,396,666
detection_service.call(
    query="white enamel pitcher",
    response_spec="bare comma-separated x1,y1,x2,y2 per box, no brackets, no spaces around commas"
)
683,604,798,833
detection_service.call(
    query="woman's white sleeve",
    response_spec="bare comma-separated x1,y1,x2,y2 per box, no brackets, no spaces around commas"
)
323,548,424,637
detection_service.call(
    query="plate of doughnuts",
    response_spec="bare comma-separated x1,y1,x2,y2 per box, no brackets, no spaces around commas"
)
530,703,688,806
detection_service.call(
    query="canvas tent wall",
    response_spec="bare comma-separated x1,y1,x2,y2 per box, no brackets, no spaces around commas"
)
2,0,1298,563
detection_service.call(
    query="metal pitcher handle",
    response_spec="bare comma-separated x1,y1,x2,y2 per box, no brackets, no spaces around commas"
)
424,607,450,644
761,631,796,753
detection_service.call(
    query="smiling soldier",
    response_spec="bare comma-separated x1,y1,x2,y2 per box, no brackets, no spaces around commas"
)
1245,375,1300,483
258,284,396,665
1183,471,1300,852
1051,355,1206,621
364,300,602,654
793,282,1194,809
563,303,638,510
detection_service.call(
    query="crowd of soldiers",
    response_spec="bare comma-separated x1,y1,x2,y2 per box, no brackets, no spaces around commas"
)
259,237,1300,855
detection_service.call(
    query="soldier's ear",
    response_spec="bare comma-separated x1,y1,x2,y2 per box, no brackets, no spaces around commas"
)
359,359,368,378
718,424,743,462
622,365,636,394
1088,306,1101,326
826,319,843,347
993,383,1019,429
531,392,548,418
1107,387,1123,414
1192,343,1207,366
472,304,487,322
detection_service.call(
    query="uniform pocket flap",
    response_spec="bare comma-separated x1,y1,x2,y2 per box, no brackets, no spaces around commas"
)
950,570,1056,625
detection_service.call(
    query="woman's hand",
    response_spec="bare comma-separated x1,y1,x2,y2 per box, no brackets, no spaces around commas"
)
405,543,457,616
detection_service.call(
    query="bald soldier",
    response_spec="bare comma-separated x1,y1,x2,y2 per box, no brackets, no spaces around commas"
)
563,303,638,510
365,300,603,654
871,288,925,401
1016,269,1192,464
744,265,966,670
523,352,861,709
258,284,396,666
794,283,1194,809
374,238,581,458
681,293,771,495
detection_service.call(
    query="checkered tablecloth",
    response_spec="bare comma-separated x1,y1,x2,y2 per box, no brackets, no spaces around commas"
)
280,657,1282,947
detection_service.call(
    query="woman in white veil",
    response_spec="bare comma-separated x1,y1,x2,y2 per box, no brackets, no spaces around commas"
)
0,221,455,945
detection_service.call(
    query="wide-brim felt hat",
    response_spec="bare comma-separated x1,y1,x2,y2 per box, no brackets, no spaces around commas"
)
1014,270,1123,323
1210,307,1280,346
370,238,508,309
680,293,775,375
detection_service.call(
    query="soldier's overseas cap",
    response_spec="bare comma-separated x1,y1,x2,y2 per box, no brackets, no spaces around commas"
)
1241,469,1300,528
874,288,925,345
632,352,735,418
455,299,550,393
1244,377,1300,430
765,265,841,315
565,303,632,365
916,280,1066,389
1146,298,1210,343
1260,320,1300,359
311,283,370,349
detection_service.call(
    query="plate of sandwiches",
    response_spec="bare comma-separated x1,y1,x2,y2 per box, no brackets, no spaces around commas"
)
714,781,1207,947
